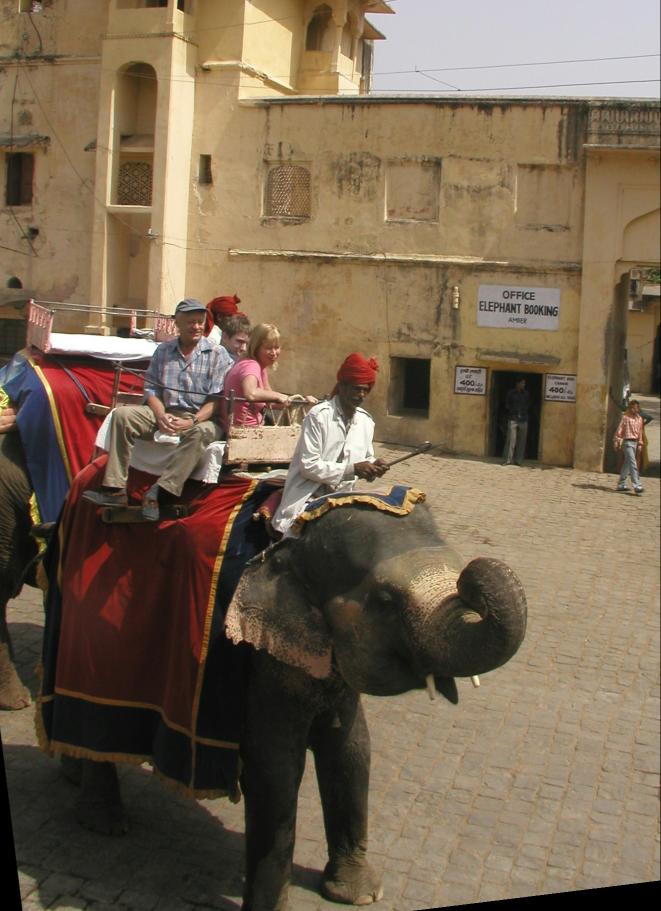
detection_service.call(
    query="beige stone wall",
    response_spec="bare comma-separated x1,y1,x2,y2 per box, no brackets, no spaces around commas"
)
629,300,660,392
575,149,660,470
242,0,303,92
1,1,659,470
186,98,589,464
0,0,106,331
196,0,245,64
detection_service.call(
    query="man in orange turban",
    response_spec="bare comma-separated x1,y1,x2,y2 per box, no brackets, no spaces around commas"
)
272,353,389,535
204,294,243,343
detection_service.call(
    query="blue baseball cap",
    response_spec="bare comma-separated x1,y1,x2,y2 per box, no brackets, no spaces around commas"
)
174,298,206,315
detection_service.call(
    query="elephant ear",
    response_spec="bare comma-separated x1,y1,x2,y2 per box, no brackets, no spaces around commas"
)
225,540,333,678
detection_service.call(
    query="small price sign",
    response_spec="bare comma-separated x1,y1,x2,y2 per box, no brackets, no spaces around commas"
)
544,374,576,402
454,366,487,396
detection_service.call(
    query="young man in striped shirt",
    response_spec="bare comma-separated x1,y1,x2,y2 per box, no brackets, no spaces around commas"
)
614,399,645,495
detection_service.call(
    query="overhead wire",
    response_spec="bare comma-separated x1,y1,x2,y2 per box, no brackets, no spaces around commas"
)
375,52,661,76
0,242,33,257
5,17,657,93
371,78,660,94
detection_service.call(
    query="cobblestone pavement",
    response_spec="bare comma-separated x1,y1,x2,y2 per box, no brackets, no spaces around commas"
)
2,443,659,910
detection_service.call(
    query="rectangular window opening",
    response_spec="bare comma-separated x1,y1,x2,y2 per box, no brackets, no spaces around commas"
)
198,154,213,185
389,357,431,418
0,318,26,358
6,152,34,206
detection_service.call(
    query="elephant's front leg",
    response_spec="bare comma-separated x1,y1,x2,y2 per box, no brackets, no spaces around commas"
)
241,654,311,911
309,690,383,906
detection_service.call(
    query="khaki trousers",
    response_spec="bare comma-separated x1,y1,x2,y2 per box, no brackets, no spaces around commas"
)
103,404,222,497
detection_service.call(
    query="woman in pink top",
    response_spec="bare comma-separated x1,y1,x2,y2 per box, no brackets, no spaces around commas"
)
221,323,316,431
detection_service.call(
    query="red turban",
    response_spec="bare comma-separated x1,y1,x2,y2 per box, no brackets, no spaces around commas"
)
333,353,379,394
204,294,241,335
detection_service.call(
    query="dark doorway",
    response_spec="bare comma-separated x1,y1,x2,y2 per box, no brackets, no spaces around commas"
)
488,371,542,460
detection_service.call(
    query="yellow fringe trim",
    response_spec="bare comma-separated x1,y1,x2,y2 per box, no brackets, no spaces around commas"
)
295,485,426,529
0,386,9,412
35,695,241,802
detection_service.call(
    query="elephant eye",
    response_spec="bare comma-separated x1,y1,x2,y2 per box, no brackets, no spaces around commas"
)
371,586,397,608
270,552,288,573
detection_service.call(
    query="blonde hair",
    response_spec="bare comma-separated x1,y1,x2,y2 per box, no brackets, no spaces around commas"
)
248,323,280,360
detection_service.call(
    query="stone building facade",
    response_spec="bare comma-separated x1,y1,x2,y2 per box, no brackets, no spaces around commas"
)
1,0,659,470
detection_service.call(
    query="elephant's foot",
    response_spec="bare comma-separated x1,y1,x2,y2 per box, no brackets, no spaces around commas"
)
0,650,31,710
321,857,383,906
59,754,83,786
75,761,129,836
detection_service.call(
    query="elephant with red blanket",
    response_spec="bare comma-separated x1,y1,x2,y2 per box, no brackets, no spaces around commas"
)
39,466,527,911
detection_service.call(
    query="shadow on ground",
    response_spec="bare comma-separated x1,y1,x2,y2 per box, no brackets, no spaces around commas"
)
8,620,43,695
6,743,325,909
572,482,624,493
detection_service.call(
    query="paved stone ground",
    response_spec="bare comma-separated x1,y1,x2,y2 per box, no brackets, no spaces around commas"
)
2,413,659,910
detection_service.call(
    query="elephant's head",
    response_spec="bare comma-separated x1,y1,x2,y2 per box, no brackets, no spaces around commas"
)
226,502,527,701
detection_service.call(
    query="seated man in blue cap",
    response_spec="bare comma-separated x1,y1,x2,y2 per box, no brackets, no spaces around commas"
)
84,298,232,520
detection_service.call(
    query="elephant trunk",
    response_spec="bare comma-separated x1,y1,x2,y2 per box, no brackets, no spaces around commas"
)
408,557,527,678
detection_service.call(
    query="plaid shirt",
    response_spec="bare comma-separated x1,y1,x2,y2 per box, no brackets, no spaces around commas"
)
614,413,644,444
143,336,233,412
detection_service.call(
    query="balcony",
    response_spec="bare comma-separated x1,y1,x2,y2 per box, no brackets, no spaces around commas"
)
107,0,193,39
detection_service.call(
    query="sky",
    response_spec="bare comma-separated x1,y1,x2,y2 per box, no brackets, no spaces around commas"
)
370,0,661,99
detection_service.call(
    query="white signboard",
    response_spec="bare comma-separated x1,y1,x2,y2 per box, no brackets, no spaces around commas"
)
477,285,561,330
454,366,487,396
544,373,576,402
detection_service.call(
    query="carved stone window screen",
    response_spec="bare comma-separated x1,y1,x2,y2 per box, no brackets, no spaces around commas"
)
266,165,311,218
117,160,152,206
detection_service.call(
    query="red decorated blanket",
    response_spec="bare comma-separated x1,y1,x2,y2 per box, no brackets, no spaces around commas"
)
38,457,273,798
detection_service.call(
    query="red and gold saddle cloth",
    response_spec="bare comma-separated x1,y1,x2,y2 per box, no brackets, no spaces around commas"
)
37,456,272,799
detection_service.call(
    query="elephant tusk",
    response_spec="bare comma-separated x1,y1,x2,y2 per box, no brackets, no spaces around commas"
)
425,674,437,701
471,675,481,688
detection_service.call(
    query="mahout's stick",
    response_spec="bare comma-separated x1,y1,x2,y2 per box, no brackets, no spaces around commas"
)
381,440,444,468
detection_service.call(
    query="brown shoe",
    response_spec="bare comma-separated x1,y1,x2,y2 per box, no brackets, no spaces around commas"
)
82,488,128,507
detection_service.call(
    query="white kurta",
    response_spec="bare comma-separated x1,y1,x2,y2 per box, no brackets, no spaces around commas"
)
271,396,376,534
207,325,222,346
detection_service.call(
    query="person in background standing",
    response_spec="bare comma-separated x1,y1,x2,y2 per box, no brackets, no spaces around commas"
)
614,399,645,495
502,377,530,466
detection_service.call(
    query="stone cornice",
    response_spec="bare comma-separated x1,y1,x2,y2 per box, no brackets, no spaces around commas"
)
228,248,582,273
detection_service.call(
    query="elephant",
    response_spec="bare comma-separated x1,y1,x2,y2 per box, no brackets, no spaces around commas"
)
66,497,527,911
0,430,39,710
